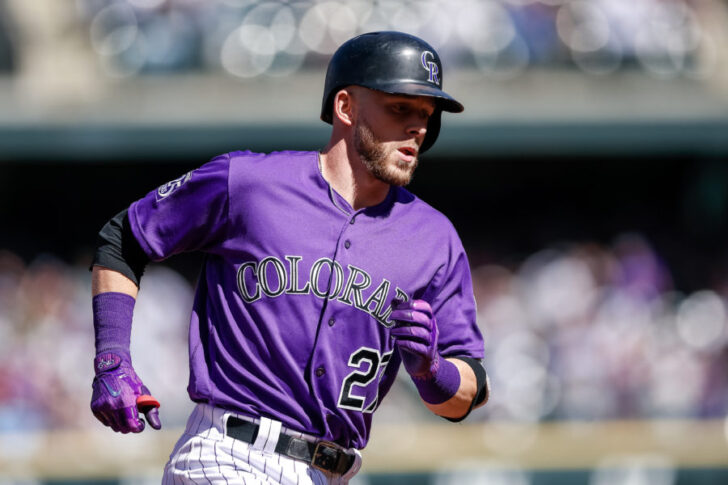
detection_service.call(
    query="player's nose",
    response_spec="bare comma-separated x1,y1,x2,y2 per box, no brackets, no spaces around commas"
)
406,120,427,141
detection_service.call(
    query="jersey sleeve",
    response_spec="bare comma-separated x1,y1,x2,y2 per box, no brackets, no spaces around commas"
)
127,153,230,261
425,234,484,359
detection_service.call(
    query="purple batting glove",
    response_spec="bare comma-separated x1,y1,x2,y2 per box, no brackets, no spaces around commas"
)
90,351,161,433
390,299,461,405
390,299,439,377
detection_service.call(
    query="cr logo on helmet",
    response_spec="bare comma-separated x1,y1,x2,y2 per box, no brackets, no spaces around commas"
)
420,51,440,86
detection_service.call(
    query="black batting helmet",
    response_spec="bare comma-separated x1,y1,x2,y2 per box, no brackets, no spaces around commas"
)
321,31,464,153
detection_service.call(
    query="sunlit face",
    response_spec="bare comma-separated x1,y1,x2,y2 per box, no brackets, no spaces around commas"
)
351,89,436,187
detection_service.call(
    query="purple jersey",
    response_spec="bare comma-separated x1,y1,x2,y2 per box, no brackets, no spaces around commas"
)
128,150,484,449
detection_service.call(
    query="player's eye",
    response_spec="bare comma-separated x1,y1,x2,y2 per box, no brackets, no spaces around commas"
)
392,104,409,114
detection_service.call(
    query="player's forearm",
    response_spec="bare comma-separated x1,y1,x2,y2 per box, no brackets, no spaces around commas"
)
90,266,162,432
423,358,484,418
91,265,137,356
92,265,139,298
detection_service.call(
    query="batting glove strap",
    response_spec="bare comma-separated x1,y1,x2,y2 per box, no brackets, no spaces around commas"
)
94,352,124,374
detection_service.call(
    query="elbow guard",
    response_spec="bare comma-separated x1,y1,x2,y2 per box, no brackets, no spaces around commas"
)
91,208,149,286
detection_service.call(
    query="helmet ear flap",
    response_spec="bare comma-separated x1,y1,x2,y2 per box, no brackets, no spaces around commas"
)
420,109,441,154
321,90,336,124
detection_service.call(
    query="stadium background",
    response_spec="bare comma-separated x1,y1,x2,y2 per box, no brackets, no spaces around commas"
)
1,0,728,483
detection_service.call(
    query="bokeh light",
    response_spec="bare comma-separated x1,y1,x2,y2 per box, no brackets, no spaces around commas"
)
68,0,717,79
676,290,727,352
89,3,138,57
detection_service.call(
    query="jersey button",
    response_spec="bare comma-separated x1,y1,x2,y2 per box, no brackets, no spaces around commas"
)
315,366,326,377
328,318,335,327
344,240,351,249
349,217,355,225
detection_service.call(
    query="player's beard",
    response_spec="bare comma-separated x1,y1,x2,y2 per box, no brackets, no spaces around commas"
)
354,117,418,187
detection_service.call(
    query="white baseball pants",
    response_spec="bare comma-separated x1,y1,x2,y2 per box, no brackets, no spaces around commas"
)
162,403,362,485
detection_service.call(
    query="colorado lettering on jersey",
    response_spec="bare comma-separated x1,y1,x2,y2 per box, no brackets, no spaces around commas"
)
236,255,409,327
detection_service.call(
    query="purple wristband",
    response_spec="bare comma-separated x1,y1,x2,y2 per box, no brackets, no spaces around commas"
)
412,355,461,405
92,292,135,357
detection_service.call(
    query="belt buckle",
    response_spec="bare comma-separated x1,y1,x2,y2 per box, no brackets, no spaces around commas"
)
311,440,340,472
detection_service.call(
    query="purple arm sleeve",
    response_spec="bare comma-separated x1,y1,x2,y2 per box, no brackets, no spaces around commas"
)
93,292,134,354
411,355,461,405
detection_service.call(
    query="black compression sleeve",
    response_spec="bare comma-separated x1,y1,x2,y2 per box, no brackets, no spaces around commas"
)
443,356,489,423
91,208,149,286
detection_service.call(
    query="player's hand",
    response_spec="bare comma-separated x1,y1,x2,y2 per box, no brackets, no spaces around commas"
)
90,351,161,433
390,299,439,378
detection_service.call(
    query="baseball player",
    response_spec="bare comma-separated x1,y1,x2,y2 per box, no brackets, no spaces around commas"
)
90,31,489,484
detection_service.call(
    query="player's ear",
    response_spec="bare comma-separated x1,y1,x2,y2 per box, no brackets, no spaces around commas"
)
333,88,356,127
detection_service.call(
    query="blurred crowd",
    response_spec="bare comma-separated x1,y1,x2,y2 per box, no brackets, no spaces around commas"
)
0,250,195,432
0,231,726,433
471,233,728,423
0,0,725,80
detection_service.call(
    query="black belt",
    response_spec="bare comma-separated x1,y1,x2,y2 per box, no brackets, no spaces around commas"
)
226,416,355,475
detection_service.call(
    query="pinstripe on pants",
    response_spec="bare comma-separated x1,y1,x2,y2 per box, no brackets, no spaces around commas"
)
163,403,362,485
